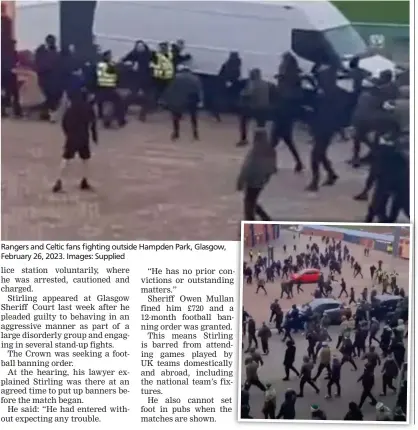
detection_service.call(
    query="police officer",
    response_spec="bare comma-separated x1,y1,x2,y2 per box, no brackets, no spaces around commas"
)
96,50,126,128
164,65,202,141
150,42,175,106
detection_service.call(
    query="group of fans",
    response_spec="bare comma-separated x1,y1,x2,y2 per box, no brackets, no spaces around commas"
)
1,8,409,221
241,236,408,421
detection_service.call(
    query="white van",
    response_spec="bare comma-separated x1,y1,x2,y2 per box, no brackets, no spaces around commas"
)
15,1,399,81
91,1,399,80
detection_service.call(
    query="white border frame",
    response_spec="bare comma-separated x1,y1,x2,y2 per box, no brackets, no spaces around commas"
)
238,221,413,425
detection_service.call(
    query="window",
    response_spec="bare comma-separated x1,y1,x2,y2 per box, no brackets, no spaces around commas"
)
323,25,368,58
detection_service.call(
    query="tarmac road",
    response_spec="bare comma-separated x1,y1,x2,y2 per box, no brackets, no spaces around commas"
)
240,324,408,421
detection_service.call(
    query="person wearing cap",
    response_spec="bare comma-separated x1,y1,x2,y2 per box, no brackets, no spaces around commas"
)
310,404,327,420
164,64,202,141
236,68,271,147
263,382,277,419
236,128,277,221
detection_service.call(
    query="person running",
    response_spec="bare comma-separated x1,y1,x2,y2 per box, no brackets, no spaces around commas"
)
297,356,320,397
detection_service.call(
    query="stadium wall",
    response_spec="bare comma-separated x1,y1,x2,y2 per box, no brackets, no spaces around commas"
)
242,224,280,248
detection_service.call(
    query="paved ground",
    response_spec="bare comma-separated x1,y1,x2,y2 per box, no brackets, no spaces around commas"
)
242,228,410,325
240,325,407,421
1,114,408,241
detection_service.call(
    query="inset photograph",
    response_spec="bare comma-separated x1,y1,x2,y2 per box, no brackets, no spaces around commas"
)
239,223,410,422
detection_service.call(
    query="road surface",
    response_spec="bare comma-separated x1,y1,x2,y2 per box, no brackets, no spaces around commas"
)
1,115,407,240
240,325,407,421
242,228,410,325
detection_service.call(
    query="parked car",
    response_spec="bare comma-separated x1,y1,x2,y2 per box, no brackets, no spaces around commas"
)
291,268,321,284
370,294,406,323
300,298,350,325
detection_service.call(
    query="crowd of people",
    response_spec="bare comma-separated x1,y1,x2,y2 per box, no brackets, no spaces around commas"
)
1,7,409,221
241,235,408,421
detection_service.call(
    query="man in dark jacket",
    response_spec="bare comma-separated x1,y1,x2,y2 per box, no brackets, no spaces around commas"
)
1,39,22,118
217,51,242,115
258,322,272,355
237,128,277,221
344,402,364,421
283,340,299,380
52,91,97,193
276,389,297,419
245,318,258,351
326,357,341,398
357,364,377,408
380,353,398,396
237,68,271,147
298,356,319,397
35,34,64,121
121,40,152,121
340,336,357,370
164,65,202,141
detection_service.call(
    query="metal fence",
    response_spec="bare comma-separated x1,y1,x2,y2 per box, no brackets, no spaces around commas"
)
353,22,410,65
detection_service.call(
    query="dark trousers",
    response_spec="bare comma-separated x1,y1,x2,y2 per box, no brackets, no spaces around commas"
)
247,333,258,349
284,364,299,379
310,130,336,187
368,333,380,347
382,374,396,395
247,378,266,391
239,107,268,141
299,377,319,395
359,387,377,408
261,338,269,354
96,88,126,126
336,335,343,349
244,187,271,221
256,285,267,294
314,363,331,380
263,402,275,419
271,118,302,166
327,378,341,396
171,105,198,138
353,270,363,279
1,70,22,116
282,328,293,343
341,355,357,370
269,311,276,323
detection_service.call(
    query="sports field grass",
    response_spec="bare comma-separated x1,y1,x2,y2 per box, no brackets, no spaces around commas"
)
333,1,409,25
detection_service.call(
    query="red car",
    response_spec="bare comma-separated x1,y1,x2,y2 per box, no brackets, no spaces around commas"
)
291,268,321,284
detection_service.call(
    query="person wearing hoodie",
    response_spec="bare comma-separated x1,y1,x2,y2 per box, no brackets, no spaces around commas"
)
276,389,297,419
344,402,364,421
283,340,299,380
380,353,399,396
164,65,202,141
376,402,393,421
237,68,271,147
237,128,277,221
310,404,327,420
263,382,277,419
217,51,242,114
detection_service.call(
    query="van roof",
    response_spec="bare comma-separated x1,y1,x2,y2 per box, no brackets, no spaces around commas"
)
249,1,349,30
